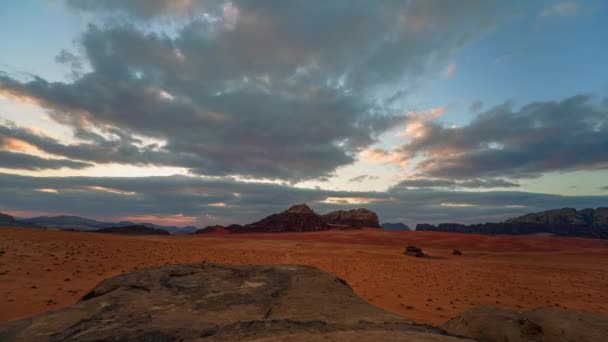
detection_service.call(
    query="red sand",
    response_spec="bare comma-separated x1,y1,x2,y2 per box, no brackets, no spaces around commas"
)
1,228,608,325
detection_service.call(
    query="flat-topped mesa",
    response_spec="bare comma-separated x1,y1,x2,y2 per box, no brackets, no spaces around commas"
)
236,204,329,233
322,208,381,229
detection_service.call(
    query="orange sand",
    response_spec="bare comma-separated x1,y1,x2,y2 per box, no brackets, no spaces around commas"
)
1,228,608,325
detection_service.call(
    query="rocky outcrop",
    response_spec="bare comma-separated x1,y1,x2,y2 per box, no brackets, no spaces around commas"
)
0,263,468,341
94,225,170,235
322,208,381,229
416,207,608,239
442,305,608,342
237,204,330,233
382,222,411,231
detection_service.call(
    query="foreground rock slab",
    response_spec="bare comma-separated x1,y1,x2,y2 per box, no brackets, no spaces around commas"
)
442,305,608,342
0,263,466,341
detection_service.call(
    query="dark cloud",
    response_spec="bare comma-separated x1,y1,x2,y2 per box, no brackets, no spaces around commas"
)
392,94,608,180
1,0,512,180
1,173,606,228
394,178,519,189
348,175,379,183
0,151,92,170
600,185,608,190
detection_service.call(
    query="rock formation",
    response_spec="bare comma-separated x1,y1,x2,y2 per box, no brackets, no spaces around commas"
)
382,222,411,231
235,204,330,233
442,305,608,342
322,208,381,229
0,263,465,341
94,225,170,235
417,207,608,239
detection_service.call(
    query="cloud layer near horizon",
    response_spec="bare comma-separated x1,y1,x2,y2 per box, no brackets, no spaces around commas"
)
1,172,607,227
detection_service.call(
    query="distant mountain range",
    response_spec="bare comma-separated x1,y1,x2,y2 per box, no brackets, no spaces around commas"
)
15,215,198,234
417,207,608,239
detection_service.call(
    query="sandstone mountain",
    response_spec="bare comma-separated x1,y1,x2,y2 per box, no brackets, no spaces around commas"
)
234,204,329,233
322,208,381,229
94,225,170,235
2,263,606,341
417,207,608,239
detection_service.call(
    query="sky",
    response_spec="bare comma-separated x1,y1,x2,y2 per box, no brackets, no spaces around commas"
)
1,0,608,228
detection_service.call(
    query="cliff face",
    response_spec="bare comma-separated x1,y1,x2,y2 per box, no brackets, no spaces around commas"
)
321,208,381,229
416,207,608,239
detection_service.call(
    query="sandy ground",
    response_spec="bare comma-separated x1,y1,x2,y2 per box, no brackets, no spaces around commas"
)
1,228,608,325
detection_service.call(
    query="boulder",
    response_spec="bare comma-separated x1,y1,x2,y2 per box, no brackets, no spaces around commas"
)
442,305,608,342
404,246,426,258
0,263,469,341
322,208,381,229
452,249,462,256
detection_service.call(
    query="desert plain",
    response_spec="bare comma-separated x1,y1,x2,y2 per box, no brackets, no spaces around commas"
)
1,227,607,325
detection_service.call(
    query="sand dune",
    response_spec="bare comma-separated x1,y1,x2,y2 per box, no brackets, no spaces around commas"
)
1,228,607,325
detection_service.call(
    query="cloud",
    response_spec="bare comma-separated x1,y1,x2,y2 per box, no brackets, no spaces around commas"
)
348,175,380,183
0,151,92,170
380,94,608,180
65,0,208,19
469,100,484,112
0,172,606,228
540,1,579,17
394,177,519,189
600,185,608,191
443,63,456,78
1,0,512,181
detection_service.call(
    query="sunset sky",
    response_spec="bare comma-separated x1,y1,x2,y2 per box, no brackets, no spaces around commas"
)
1,0,607,227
